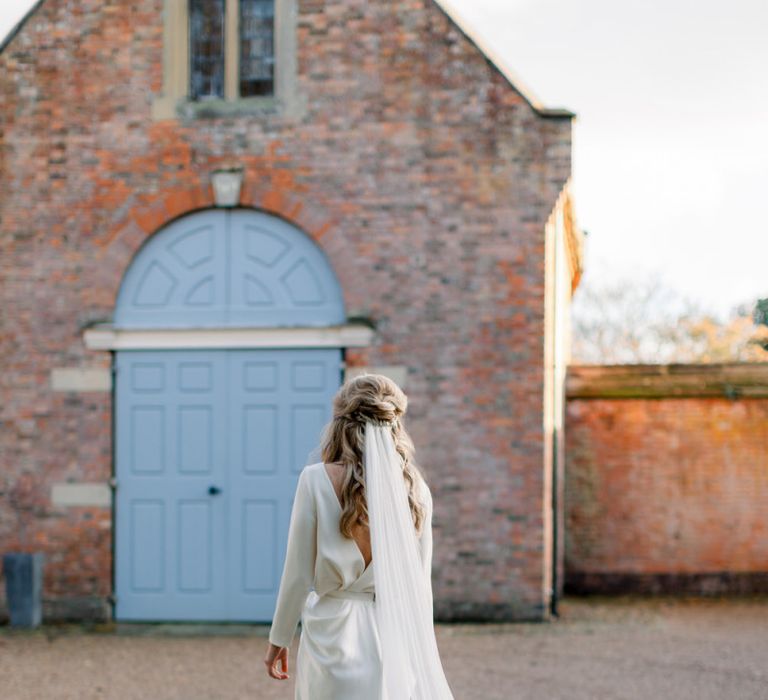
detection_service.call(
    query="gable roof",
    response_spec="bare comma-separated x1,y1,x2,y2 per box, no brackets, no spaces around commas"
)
1,0,574,118
0,0,43,55
433,0,574,118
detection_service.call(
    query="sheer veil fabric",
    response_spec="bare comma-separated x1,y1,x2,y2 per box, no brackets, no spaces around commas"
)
363,420,454,700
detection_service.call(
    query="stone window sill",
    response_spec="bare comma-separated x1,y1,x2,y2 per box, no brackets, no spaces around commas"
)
152,94,280,121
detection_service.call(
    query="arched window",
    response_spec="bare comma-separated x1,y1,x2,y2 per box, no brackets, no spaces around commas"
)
115,208,345,329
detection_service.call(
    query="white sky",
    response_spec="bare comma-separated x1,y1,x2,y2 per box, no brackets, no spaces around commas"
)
2,0,766,318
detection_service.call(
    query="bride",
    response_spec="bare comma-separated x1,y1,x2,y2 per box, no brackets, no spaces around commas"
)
263,373,454,699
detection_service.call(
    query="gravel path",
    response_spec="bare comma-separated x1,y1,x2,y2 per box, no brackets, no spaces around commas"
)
1,597,766,699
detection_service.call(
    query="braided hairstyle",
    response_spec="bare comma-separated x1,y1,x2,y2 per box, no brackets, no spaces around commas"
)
320,373,427,538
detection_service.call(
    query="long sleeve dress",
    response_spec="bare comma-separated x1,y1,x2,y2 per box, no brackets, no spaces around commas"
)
268,461,433,700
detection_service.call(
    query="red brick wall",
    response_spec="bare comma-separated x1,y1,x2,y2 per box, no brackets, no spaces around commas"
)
565,365,768,594
0,0,572,620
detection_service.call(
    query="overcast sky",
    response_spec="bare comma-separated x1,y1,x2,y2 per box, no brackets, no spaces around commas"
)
2,0,766,318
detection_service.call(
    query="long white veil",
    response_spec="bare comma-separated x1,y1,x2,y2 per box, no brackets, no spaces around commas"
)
363,419,454,700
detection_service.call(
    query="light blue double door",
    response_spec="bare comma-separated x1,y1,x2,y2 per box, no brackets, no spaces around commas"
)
115,347,340,621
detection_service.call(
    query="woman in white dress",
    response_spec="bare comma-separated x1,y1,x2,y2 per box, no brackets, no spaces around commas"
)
263,373,454,699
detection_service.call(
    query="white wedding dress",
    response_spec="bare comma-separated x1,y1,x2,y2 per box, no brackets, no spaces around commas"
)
268,461,434,699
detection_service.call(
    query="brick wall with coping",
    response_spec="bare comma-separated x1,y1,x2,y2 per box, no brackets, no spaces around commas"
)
0,0,573,621
565,363,768,594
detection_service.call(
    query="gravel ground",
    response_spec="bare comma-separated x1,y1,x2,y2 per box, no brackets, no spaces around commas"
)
1,596,767,700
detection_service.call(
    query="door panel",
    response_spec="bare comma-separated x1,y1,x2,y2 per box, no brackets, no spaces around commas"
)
227,349,340,619
114,210,229,328
115,348,341,621
228,209,345,326
115,352,229,620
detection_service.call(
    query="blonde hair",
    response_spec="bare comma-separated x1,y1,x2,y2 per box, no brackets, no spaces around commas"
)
320,373,427,538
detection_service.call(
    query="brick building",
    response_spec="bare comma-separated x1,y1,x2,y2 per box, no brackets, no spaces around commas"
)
0,0,582,622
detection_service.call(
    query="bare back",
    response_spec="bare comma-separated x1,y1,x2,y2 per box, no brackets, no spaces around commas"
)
323,462,372,568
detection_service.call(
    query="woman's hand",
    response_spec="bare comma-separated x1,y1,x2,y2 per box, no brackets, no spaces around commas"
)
264,642,290,680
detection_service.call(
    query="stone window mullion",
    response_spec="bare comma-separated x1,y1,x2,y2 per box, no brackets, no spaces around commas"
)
224,0,239,101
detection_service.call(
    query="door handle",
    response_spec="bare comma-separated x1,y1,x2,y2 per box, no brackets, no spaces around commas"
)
208,485,222,496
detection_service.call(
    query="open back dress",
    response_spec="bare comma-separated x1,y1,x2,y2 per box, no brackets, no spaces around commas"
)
268,461,433,700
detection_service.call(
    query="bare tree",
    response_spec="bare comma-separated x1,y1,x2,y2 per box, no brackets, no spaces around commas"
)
570,270,768,364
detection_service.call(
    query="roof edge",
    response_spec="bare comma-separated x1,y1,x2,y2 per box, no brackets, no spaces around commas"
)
0,0,45,56
432,0,576,119
2,0,576,120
